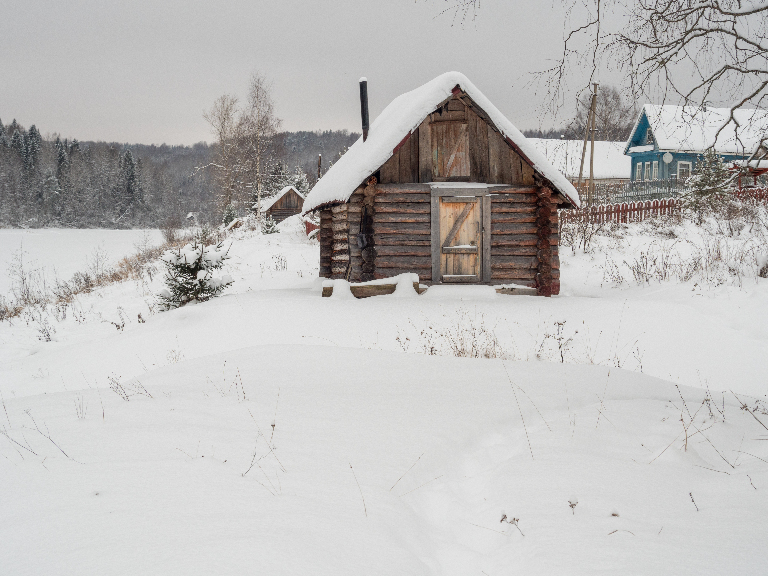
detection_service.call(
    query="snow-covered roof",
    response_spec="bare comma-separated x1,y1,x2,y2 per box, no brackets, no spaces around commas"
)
302,72,580,213
259,186,304,213
733,159,768,169
528,138,630,180
625,104,768,155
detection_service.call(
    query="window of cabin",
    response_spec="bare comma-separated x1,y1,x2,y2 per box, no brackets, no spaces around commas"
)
431,122,470,180
652,161,659,180
644,162,651,181
677,161,692,180
635,162,642,181
646,129,654,146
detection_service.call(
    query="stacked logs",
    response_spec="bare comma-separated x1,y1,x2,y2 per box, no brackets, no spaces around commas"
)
534,186,555,296
360,177,377,281
318,209,333,278
331,204,349,279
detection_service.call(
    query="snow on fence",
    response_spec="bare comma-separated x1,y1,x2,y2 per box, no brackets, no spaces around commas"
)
561,188,768,226
560,199,681,226
734,187,768,203
574,179,687,205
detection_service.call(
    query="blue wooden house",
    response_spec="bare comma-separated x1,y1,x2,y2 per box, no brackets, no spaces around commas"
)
624,105,768,182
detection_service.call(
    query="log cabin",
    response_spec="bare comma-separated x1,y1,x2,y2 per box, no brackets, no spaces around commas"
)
262,185,305,223
301,72,580,296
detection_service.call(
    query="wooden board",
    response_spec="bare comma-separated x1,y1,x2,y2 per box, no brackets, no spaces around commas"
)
398,129,419,183
432,122,470,180
418,117,432,182
488,126,511,184
379,151,399,183
469,110,489,182
374,193,431,204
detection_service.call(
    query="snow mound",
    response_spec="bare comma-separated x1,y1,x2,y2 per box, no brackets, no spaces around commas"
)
2,345,767,574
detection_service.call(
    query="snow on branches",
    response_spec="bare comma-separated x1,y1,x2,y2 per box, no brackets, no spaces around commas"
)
157,241,233,310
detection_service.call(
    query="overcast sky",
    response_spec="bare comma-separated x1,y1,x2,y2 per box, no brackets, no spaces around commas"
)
2,1,622,145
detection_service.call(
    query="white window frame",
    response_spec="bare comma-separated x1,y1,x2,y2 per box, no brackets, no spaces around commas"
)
644,162,651,181
635,162,642,181
677,161,692,179
652,161,659,180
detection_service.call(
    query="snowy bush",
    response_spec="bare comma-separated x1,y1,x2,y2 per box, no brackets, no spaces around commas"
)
222,204,237,227
759,253,768,278
157,241,233,310
397,310,509,359
578,198,768,287
262,215,279,234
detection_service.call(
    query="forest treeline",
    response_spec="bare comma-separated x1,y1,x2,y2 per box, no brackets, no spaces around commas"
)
0,117,358,229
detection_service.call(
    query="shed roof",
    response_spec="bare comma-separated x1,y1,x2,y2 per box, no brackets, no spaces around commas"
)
625,104,768,155
259,185,304,213
528,138,630,180
302,72,580,214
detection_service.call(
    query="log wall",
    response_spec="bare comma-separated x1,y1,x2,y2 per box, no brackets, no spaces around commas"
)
322,183,560,292
318,208,333,278
371,184,432,281
489,187,559,291
330,204,349,278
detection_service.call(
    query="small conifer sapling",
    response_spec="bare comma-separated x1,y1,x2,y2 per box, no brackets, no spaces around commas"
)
262,215,279,234
157,241,233,310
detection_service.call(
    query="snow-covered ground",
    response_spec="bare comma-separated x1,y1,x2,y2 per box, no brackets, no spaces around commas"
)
0,228,163,296
1,215,767,574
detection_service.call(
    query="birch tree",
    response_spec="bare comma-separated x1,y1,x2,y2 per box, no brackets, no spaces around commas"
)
241,72,281,217
202,94,243,212
202,73,281,218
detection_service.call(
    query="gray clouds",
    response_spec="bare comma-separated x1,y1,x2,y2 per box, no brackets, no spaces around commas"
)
2,1,607,144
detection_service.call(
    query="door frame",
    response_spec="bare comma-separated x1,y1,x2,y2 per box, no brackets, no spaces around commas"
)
430,186,495,284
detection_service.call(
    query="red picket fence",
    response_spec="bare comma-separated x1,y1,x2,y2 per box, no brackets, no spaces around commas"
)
560,198,681,226
735,187,768,203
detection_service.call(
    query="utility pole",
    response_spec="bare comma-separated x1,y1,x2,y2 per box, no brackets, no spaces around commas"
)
577,83,599,205
589,83,598,206
317,154,322,180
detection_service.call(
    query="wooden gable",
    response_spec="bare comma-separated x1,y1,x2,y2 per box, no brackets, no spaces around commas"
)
268,188,304,211
265,188,304,223
378,92,536,187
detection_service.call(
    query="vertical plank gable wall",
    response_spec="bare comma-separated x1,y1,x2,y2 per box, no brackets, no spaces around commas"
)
322,96,558,288
266,190,304,223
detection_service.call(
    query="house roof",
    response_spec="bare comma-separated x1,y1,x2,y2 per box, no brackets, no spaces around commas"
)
258,185,304,213
528,138,630,180
302,72,580,214
625,104,768,155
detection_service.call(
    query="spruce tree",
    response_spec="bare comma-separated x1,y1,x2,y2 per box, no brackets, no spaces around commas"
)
25,125,41,172
222,203,237,226
157,241,233,310
290,166,310,196
683,149,732,224
262,214,279,234
55,137,69,180
10,131,26,161
121,149,139,209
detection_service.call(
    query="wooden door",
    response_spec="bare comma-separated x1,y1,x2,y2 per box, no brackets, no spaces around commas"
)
438,196,482,282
